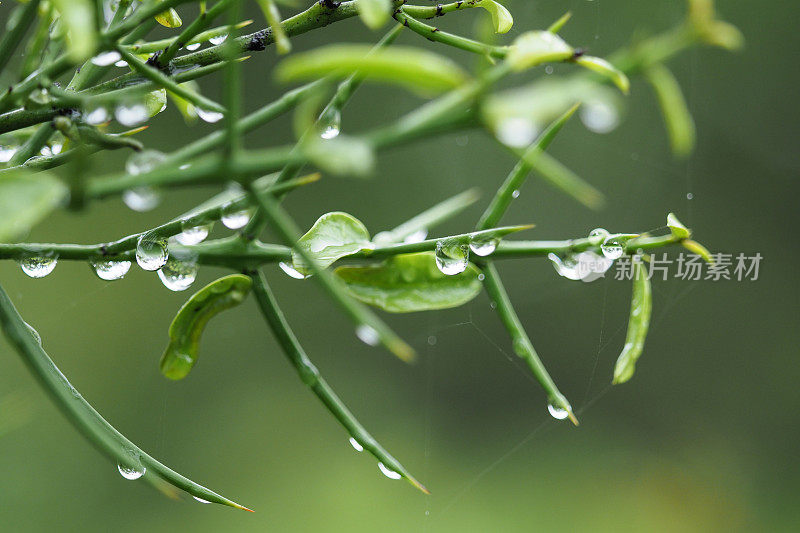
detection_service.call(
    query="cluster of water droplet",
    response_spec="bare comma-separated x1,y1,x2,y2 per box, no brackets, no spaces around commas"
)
548,227,626,282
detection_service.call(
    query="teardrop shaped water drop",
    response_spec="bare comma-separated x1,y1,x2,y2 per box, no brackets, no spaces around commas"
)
91,259,132,281
378,462,401,480
548,253,582,281
91,50,121,66
193,496,211,504
157,257,198,291
580,99,620,134
122,187,161,212
547,402,569,420
320,109,341,140
85,106,109,125
209,34,228,45
355,325,379,346
135,234,168,271
600,238,624,259
434,240,469,276
115,102,148,127
185,42,201,51
588,227,609,245
117,462,146,480
220,205,252,229
19,255,57,278
174,222,211,246
196,107,224,123
469,236,499,257
278,261,309,280
349,437,364,452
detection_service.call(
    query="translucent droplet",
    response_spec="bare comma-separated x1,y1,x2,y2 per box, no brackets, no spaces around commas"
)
600,238,624,260
496,117,538,148
378,462,401,480
117,462,145,480
85,106,109,125
19,255,57,278
511,189,520,199
403,229,428,244
548,253,582,281
588,227,609,245
196,107,224,123
91,50,121,66
157,257,198,291
349,437,364,452
545,65,554,74
477,273,485,281
0,146,17,162
174,222,211,246
434,240,469,276
209,34,228,45
278,261,309,280
185,42,201,51
193,496,211,504
122,187,161,212
320,109,341,140
135,234,168,271
114,59,128,68
91,259,132,281
469,236,498,257
550,251,611,282
686,192,694,200
39,146,52,157
115,102,148,127
220,205,252,229
25,321,42,345
580,99,620,134
29,88,51,105
427,335,437,346
50,142,63,155
355,324,379,347
547,402,569,420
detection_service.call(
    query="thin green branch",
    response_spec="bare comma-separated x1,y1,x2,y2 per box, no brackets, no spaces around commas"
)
0,0,42,72
158,0,237,66
393,9,508,59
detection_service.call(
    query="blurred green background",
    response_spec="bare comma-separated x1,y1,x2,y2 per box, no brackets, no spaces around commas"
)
1,0,798,531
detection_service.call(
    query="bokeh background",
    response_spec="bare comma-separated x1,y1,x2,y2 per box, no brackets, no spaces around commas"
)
1,0,798,531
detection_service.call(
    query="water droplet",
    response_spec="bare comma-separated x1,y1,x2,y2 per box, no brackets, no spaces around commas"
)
511,189,520,199
545,65,554,74
600,238,624,259
403,229,428,244
686,192,694,200
496,117,538,148
320,109,341,140
0,146,17,162
179,163,191,170
550,251,611,282
50,143,63,155
209,34,228,45
477,273,485,281
25,321,42,345
548,253,582,281
157,257,198,291
39,146,52,156
489,301,497,310
29,88,51,105
117,462,145,480
115,59,128,68
19,254,57,278
91,259,132,281
588,227,609,245
434,240,469,276
115,101,148,127
580,99,620,134
349,437,364,452
547,402,569,420
355,325,379,346
174,222,211,246
278,261,309,279
220,205,252,229
427,335,437,346
85,106,109,125
193,496,211,504
378,462,401,480
185,42,202,51
469,236,498,257
91,50,121,66
122,187,161,212
196,107,224,123
135,234,168,271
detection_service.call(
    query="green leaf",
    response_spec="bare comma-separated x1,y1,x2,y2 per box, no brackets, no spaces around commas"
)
335,252,482,313
0,170,67,242
682,239,713,264
357,0,391,30
292,212,372,275
613,258,652,384
547,11,572,34
161,275,253,380
506,31,573,71
302,135,375,178
275,45,469,94
155,7,182,28
666,212,691,240
645,64,696,157
574,56,630,94
479,1,514,34
145,89,168,118
51,0,96,61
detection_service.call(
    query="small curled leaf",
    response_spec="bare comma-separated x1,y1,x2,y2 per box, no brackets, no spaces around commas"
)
613,258,652,384
666,212,691,240
161,274,253,380
574,56,630,94
155,8,183,28
292,212,372,276
682,239,713,264
479,1,514,34
506,31,573,71
645,64,696,157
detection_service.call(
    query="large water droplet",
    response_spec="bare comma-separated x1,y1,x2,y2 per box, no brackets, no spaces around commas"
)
550,251,611,282
114,59,128,68
174,222,211,246
278,261,309,280
19,255,57,278
115,102,148,127
91,50,121,66
580,99,620,134
469,236,499,257
0,146,17,162
29,88,51,105
355,324,379,346
185,42,202,51
496,117,538,148
117,462,145,480
196,107,224,123
588,227,609,245
547,402,569,420
193,496,211,504
600,238,624,260
91,259,132,281
320,109,341,140
136,234,168,271
349,437,364,452
548,253,582,281
378,462,401,480
434,240,469,276
157,258,198,291
208,34,228,45
126,149,166,175
122,187,161,212
220,205,252,229
85,106,109,125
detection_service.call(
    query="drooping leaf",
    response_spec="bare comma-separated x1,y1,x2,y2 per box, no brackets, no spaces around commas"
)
479,1,514,34
0,171,67,242
666,212,691,240
275,45,469,94
613,258,652,384
506,31,573,71
574,56,630,94
155,8,183,28
335,252,482,313
682,239,713,264
356,0,391,30
645,63,696,157
51,0,96,61
292,212,372,275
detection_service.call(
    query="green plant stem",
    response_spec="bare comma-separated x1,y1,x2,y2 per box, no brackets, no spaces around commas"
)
401,1,481,19
394,9,508,59
159,0,237,66
7,123,54,167
126,21,253,54
0,0,42,72
250,272,429,494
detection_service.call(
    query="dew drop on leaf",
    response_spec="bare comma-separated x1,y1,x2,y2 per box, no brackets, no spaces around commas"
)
320,109,341,140
469,236,499,257
278,261,310,280
91,50,121,66
600,238,624,259
511,189,520,199
588,227,609,245
196,107,224,123
547,402,569,420
193,496,211,504
84,106,109,125
349,437,364,452
91,259,132,281
434,240,469,276
220,205,252,229
117,463,145,480
19,255,57,278
355,324,379,346
157,258,198,291
174,222,211,246
115,102,148,127
378,462,401,480
114,59,128,68
208,34,228,45
136,235,168,271
29,88,51,105
185,42,201,51
122,187,161,212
